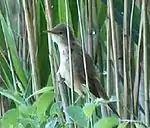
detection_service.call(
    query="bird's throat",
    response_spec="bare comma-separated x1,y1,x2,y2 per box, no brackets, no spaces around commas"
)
58,44,70,63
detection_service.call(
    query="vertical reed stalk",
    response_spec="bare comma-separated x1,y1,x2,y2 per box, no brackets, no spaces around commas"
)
108,0,120,115
65,0,74,104
129,0,135,122
123,0,130,119
106,4,111,115
142,0,149,125
106,3,111,98
87,0,93,57
133,13,143,118
44,0,57,93
22,0,41,94
77,0,89,102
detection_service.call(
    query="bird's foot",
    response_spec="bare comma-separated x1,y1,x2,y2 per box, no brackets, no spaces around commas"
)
56,72,65,84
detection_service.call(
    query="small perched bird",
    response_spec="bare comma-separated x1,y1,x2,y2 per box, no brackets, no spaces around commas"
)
47,24,119,116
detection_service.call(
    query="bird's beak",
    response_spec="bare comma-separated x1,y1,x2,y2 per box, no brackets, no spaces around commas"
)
43,30,59,35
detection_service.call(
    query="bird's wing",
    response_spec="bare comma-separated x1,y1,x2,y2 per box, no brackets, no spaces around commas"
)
71,43,109,99
88,76,109,100
71,43,119,116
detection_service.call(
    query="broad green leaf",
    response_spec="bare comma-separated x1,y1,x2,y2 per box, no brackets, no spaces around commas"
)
37,0,51,87
94,117,119,128
1,66,13,89
117,122,128,128
17,118,40,128
97,1,107,28
58,0,72,24
0,88,24,104
58,0,66,23
50,102,62,116
135,123,145,128
19,104,36,116
83,103,96,117
46,74,53,87
51,0,59,25
0,18,5,50
0,10,28,88
26,86,54,100
1,109,19,128
0,119,2,128
17,123,25,128
100,23,107,45
69,0,78,35
34,91,54,121
66,106,87,127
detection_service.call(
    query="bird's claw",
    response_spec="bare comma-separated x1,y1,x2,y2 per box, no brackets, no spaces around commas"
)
57,72,65,84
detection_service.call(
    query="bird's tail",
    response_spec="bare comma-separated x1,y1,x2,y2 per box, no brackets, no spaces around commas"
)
89,76,120,117
107,102,120,117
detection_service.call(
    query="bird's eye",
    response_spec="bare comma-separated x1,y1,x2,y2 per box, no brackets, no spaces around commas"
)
59,31,63,34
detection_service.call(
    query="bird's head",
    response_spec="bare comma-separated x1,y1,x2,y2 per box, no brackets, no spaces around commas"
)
47,24,75,46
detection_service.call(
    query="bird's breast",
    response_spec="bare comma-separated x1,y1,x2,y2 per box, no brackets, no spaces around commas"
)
58,59,84,96
59,51,70,80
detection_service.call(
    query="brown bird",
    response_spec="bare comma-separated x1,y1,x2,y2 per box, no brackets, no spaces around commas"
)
47,24,119,117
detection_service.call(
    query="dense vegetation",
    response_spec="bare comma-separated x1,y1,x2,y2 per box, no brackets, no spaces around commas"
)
0,0,149,128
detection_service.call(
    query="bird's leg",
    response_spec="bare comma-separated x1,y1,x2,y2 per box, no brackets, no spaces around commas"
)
56,72,65,84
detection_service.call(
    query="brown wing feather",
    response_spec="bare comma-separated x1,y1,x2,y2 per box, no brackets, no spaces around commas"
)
72,45,119,116
71,42,119,117
72,43,108,99
88,77,109,100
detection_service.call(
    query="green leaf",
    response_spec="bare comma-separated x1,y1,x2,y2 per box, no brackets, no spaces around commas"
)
135,123,145,128
1,65,13,89
0,10,28,88
0,88,24,104
97,1,107,28
117,122,128,128
1,109,19,128
58,0,72,24
46,74,53,87
19,104,36,116
17,118,40,128
94,117,119,128
34,91,54,121
51,0,59,25
66,106,87,127
16,123,25,128
26,86,54,100
37,0,50,87
0,16,5,49
50,102,62,116
69,0,78,35
58,0,66,23
83,103,96,117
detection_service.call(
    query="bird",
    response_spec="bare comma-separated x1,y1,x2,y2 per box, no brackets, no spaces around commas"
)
47,24,119,117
